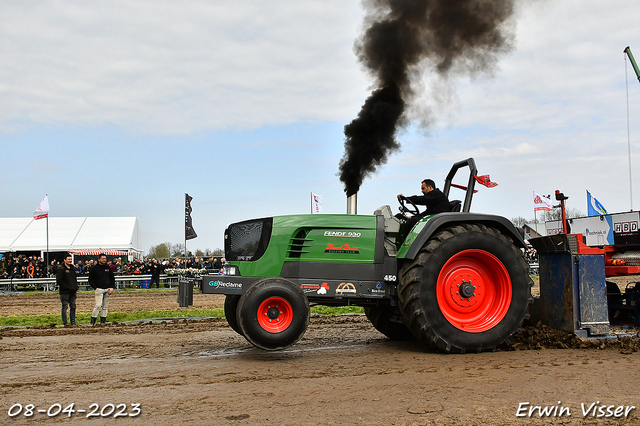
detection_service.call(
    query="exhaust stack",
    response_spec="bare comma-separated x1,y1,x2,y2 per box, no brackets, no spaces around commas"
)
347,193,357,215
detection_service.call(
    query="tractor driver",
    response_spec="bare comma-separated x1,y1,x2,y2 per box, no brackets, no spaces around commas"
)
397,179,451,232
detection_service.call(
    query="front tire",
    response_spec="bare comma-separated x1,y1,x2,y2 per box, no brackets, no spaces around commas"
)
224,295,243,336
237,278,310,350
364,305,415,341
398,224,532,353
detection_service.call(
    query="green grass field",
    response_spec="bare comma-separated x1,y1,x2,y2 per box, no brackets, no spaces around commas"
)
0,305,365,327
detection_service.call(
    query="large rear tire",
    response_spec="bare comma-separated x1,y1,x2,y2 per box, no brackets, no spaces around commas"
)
364,305,415,341
224,295,243,336
398,224,532,353
237,278,310,350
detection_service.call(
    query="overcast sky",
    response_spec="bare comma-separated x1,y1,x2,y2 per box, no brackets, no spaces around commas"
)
1,0,639,254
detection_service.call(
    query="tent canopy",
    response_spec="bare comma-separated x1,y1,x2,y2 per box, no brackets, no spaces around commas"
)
0,217,141,256
69,249,133,256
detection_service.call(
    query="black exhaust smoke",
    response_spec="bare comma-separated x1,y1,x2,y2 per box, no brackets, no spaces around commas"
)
339,0,516,196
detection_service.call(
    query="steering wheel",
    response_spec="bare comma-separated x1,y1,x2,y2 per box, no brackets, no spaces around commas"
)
398,196,420,216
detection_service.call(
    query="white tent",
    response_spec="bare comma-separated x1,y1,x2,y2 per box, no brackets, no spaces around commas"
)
0,218,33,252
0,217,142,257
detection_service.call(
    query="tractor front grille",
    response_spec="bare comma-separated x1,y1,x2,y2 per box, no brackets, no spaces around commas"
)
225,218,272,261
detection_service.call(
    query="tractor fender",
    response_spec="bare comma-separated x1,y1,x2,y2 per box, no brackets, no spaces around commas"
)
397,212,526,260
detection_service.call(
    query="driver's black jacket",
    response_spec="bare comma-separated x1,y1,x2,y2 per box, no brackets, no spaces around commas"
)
406,188,451,217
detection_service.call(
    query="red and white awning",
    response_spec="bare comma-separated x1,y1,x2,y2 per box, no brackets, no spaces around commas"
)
69,249,133,256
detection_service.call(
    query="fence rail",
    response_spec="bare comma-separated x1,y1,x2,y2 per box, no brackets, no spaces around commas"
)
0,274,186,292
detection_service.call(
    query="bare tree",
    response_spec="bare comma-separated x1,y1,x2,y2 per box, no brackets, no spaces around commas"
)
147,244,222,259
171,243,185,257
542,208,584,221
511,216,528,227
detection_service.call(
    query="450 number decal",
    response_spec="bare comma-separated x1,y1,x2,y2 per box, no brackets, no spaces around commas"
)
383,275,397,282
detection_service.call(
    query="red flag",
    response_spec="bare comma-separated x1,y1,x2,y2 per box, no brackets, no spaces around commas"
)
474,175,497,188
33,196,49,220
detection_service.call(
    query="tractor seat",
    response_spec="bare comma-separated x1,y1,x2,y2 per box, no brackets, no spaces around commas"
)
450,200,462,212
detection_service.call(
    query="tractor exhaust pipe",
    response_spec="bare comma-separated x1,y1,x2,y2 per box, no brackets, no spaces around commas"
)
347,193,357,215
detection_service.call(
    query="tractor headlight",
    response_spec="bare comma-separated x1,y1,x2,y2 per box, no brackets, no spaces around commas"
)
224,266,239,276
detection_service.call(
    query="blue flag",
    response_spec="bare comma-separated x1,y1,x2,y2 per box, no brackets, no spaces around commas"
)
586,190,608,216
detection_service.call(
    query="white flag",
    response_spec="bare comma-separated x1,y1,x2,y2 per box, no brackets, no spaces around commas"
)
312,193,323,214
34,195,49,220
533,192,553,211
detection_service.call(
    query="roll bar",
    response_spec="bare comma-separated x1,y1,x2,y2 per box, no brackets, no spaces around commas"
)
442,158,478,213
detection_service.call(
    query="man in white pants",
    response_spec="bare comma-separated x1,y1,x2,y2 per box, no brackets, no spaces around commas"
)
88,253,115,325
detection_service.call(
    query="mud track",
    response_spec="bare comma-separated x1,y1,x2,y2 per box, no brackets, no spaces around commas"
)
1,289,640,425
0,290,225,316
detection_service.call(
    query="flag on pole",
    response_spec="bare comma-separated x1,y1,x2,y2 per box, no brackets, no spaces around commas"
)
533,192,553,211
185,193,197,240
34,196,49,220
587,190,608,216
312,193,323,214
474,175,498,188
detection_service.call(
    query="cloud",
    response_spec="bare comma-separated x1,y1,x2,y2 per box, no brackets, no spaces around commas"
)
246,139,316,148
2,0,640,246
29,161,61,175
0,1,367,135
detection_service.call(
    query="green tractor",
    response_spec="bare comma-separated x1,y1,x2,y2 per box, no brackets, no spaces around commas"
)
202,158,532,352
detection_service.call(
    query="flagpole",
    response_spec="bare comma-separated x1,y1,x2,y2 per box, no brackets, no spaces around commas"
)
533,192,537,233
46,194,49,277
626,53,634,211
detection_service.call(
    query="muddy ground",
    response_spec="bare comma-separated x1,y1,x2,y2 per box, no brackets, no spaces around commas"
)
0,288,226,317
1,279,640,425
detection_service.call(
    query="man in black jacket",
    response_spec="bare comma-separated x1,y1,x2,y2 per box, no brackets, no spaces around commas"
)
89,253,115,325
149,259,162,288
398,178,451,233
57,253,79,326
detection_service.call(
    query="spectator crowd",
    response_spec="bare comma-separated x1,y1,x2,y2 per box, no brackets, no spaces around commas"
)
524,246,538,263
0,254,226,279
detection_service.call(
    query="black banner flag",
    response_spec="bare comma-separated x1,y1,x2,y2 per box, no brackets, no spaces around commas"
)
185,193,197,240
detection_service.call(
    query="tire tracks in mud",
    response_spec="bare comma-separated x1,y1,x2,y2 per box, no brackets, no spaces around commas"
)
2,314,640,426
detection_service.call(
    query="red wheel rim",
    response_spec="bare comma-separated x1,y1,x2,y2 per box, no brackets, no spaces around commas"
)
436,249,512,333
257,297,293,333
